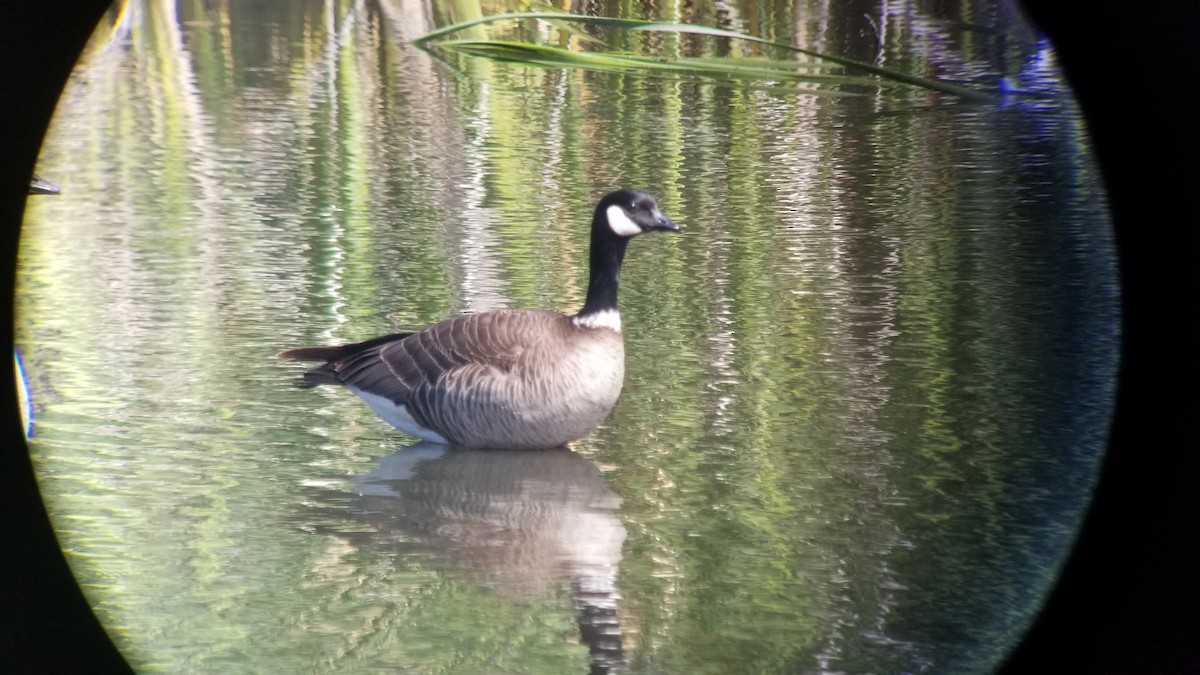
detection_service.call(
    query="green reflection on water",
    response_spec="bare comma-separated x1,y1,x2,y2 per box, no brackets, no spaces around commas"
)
19,0,1116,673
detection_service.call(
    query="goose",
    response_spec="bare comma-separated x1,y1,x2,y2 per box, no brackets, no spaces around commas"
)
281,188,679,450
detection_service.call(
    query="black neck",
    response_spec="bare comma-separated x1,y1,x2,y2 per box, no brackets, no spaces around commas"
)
577,221,630,318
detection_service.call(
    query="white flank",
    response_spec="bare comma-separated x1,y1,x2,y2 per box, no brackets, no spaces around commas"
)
573,308,622,333
606,204,642,237
351,388,449,444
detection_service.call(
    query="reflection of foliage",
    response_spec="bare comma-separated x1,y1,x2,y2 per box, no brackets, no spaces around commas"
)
19,0,1115,673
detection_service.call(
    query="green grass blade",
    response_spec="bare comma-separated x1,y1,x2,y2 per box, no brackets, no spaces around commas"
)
438,41,868,96
438,40,901,88
413,12,996,102
677,55,842,73
438,40,636,72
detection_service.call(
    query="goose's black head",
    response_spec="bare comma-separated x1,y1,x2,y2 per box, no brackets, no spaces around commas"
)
576,188,678,320
595,189,679,238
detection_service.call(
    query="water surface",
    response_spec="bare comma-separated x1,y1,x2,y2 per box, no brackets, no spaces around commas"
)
19,0,1117,672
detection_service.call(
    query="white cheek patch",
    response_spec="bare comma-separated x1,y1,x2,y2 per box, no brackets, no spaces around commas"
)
606,205,643,237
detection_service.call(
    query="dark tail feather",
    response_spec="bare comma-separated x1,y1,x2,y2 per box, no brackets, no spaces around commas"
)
281,332,416,388
295,366,342,389
279,345,345,361
278,331,415,362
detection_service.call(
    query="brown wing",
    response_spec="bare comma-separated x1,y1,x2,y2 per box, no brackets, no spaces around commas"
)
286,310,564,413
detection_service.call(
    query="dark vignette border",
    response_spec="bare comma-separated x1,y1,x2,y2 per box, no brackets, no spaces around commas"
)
1000,2,1200,671
0,1,1196,672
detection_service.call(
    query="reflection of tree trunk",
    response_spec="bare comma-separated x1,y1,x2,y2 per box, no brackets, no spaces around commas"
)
153,0,231,317
375,0,509,314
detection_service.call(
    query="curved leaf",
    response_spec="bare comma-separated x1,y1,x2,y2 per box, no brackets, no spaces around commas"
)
413,12,996,102
438,40,896,88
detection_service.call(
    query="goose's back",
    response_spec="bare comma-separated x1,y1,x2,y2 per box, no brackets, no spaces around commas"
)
347,310,625,449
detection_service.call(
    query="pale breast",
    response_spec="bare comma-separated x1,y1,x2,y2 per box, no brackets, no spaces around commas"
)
427,317,626,449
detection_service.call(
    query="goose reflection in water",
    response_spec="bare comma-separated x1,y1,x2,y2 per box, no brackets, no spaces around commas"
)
325,443,628,674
